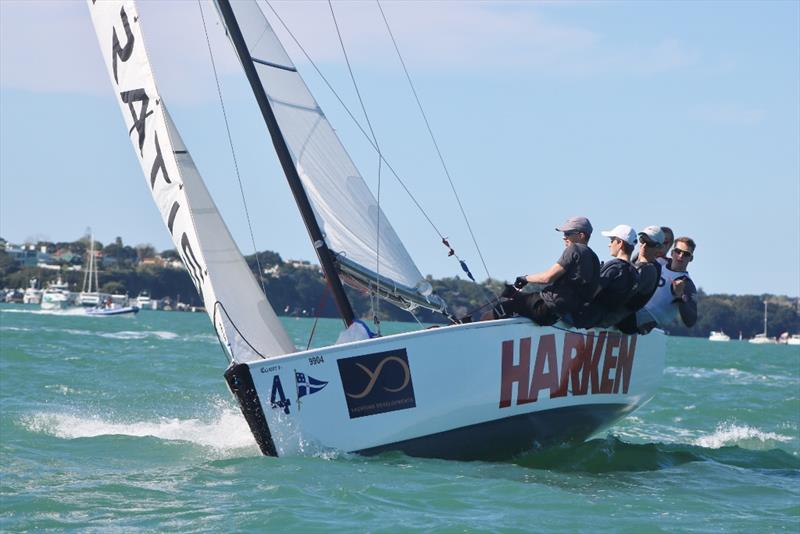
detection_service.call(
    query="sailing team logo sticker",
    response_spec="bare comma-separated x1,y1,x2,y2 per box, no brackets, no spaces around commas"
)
295,371,328,400
337,349,416,419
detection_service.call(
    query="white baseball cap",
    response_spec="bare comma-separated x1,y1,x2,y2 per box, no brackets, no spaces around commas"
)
601,224,637,245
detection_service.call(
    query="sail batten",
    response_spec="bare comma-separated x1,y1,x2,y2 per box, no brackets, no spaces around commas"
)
252,57,297,72
215,0,447,315
88,0,295,362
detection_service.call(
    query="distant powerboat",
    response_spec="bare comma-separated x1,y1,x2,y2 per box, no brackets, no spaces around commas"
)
22,278,42,305
778,332,800,346
40,276,76,310
135,291,153,310
86,300,140,316
708,331,730,342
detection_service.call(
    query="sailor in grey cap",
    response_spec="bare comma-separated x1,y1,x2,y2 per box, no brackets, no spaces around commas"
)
497,216,600,327
555,216,593,235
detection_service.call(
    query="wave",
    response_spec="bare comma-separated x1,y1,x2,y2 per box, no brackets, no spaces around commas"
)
512,434,800,473
98,330,178,340
21,402,259,456
693,422,794,449
665,365,796,385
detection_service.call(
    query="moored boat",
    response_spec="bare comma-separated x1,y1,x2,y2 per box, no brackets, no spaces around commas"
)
708,331,730,342
40,276,76,310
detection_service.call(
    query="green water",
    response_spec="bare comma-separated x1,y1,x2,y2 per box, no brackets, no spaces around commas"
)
1,304,798,532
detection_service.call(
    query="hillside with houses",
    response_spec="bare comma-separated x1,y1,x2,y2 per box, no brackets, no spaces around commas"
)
1,235,797,338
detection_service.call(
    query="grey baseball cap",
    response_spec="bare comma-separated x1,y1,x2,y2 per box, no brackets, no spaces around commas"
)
638,225,665,245
555,216,593,234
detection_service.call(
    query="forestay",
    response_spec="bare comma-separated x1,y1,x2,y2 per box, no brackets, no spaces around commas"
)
215,0,444,313
88,0,295,362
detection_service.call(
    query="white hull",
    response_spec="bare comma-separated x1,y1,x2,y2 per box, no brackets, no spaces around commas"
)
749,334,776,345
78,292,110,307
41,294,73,310
227,319,665,460
708,331,730,342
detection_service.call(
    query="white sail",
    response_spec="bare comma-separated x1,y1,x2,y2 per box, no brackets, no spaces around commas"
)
87,0,295,362
215,1,442,311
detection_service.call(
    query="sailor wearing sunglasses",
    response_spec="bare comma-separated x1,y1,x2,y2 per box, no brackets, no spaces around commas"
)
636,236,698,331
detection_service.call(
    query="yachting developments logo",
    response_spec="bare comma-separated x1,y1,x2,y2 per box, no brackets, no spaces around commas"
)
337,349,416,419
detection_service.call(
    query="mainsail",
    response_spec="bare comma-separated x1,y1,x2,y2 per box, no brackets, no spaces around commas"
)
88,0,295,362
214,0,446,315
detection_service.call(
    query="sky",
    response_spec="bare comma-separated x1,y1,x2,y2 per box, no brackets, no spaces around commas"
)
1,0,798,297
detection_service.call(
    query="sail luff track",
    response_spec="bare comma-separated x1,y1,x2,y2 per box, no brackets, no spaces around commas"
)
215,0,355,327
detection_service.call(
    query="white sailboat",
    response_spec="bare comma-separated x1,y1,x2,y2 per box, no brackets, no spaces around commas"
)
749,300,777,345
78,230,109,307
87,0,665,460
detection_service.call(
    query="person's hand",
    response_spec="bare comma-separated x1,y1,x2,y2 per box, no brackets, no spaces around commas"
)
514,276,529,289
501,284,518,299
672,278,686,298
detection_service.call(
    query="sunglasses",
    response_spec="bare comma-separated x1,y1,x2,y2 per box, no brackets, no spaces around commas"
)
563,231,581,238
673,248,693,259
638,237,661,246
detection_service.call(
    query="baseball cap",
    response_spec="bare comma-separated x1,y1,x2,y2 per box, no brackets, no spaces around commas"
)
638,225,665,246
555,216,593,235
601,224,637,245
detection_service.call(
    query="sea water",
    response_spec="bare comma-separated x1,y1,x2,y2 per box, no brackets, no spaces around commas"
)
1,303,798,532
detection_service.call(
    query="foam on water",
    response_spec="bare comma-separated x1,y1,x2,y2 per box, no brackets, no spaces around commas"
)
665,365,795,385
22,401,259,455
99,330,178,340
694,422,793,449
1,307,93,317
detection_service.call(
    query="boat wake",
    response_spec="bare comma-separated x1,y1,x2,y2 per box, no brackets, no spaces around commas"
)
22,401,259,457
0,307,89,317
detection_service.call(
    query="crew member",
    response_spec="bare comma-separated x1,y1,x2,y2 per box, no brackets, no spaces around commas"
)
636,236,698,332
500,216,600,327
616,226,664,333
590,224,639,327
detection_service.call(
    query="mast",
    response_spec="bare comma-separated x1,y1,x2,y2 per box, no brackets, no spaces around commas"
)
763,300,768,336
215,0,354,326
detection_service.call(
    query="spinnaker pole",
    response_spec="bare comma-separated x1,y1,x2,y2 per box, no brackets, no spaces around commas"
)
215,0,355,326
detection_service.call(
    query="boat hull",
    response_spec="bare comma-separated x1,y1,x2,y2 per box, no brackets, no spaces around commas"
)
85,306,140,316
227,318,665,460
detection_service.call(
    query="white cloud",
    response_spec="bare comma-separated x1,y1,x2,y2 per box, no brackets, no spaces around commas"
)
0,0,696,100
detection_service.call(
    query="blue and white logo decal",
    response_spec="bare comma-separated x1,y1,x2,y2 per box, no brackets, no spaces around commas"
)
295,371,328,400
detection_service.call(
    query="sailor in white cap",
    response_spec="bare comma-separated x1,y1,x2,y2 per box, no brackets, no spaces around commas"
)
615,226,663,332
588,224,641,327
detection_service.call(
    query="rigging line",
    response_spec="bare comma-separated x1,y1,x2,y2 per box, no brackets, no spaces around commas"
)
263,0,444,241
327,0,383,332
376,0,495,284
198,1,268,296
